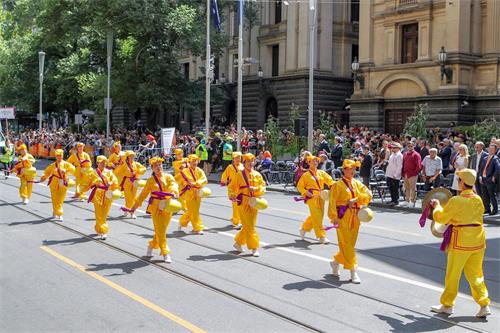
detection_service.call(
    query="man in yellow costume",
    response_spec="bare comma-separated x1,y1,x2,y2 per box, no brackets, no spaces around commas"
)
39,149,75,221
131,157,179,263
297,155,335,243
178,154,208,234
13,144,36,204
328,159,372,283
84,156,119,240
114,150,146,219
172,148,188,212
221,151,243,229
106,141,124,171
230,153,266,257
430,168,491,318
67,142,92,201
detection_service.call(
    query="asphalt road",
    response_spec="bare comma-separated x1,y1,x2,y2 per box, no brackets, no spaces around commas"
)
1,164,499,333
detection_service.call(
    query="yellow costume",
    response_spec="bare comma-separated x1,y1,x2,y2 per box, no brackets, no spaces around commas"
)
106,141,124,171
172,148,188,212
221,152,244,227
67,143,92,199
114,152,146,212
297,162,334,240
230,154,266,252
85,159,119,237
14,145,36,202
40,150,76,219
178,156,208,232
328,175,372,270
135,160,179,257
432,189,489,308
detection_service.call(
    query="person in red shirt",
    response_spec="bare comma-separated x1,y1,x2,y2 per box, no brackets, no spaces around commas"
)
401,141,422,207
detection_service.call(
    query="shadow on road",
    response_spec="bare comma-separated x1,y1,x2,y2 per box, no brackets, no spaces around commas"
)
86,259,149,276
282,274,352,291
263,239,313,251
8,218,51,226
187,253,240,262
42,236,92,246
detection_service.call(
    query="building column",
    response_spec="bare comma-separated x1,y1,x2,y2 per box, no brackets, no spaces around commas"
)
359,0,374,65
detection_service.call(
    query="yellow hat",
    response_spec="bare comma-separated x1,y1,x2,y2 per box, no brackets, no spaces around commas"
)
242,153,255,162
187,154,200,162
456,168,477,187
124,150,136,158
17,144,27,152
76,142,85,148
232,152,242,159
342,159,361,169
149,157,164,166
112,141,121,152
174,148,183,155
54,149,64,157
306,155,320,163
96,155,107,164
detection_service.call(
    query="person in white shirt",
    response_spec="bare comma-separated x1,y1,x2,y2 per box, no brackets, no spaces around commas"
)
385,143,403,205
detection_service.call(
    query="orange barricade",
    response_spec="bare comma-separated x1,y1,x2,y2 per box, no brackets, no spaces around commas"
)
39,144,49,158
29,144,38,158
49,145,56,158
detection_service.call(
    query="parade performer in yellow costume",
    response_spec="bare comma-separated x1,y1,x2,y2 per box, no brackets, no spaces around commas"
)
221,152,243,228
67,142,92,201
84,156,119,240
114,150,146,219
328,159,372,283
297,155,335,243
430,168,491,318
178,154,208,234
13,144,36,204
39,149,75,221
172,148,188,212
230,153,266,257
132,157,179,263
106,141,124,171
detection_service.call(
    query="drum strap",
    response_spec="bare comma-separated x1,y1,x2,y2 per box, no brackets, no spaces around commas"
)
88,168,109,204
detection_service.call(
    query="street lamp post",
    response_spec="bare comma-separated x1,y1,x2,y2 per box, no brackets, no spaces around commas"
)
106,31,113,139
38,51,45,131
438,46,453,84
236,0,243,151
307,0,316,152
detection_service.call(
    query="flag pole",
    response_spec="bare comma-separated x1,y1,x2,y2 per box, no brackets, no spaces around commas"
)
205,0,211,139
236,0,243,151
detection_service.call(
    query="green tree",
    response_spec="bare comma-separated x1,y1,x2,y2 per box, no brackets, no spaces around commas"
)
403,103,429,139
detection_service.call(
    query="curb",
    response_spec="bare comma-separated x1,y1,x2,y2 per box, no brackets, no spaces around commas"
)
207,179,500,226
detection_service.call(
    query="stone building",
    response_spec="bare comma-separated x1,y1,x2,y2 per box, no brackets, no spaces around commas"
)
349,0,500,134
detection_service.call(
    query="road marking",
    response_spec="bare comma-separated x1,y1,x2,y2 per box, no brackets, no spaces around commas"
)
40,245,206,333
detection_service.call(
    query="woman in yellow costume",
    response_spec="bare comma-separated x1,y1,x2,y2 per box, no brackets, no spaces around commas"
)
67,142,92,201
328,159,372,283
114,150,146,219
131,157,179,263
230,153,266,257
172,148,188,212
429,168,491,318
177,154,208,234
13,144,36,204
39,149,76,221
296,155,335,243
220,151,243,228
106,141,124,171
84,156,119,240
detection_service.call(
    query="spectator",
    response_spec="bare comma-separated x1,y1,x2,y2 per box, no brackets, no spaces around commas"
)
359,145,372,187
401,141,422,207
318,153,334,175
422,148,442,190
257,151,273,184
331,137,343,169
385,143,403,206
317,134,330,156
222,136,234,169
439,139,453,175
451,144,469,193
479,143,499,215
419,140,429,160
469,141,488,196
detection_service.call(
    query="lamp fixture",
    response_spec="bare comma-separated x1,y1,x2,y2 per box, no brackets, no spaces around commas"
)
351,57,364,90
438,46,453,84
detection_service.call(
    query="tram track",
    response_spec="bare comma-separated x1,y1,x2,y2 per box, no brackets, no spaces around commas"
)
0,180,495,333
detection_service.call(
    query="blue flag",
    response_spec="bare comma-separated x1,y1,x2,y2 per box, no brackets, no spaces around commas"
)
211,0,221,33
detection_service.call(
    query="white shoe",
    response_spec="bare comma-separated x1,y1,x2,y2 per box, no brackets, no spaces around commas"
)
101,234,107,240
319,237,330,244
24,199,29,204
430,304,454,315
121,212,128,218
299,229,306,240
400,201,409,207
232,224,241,230
194,230,204,235
252,249,260,257
146,246,153,257
350,269,361,284
476,305,491,318
163,255,172,263
330,261,340,277
233,243,243,253
131,213,137,219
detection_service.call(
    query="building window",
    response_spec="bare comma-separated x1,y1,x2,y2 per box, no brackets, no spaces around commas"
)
401,23,418,64
272,45,279,77
183,63,190,80
350,0,359,23
351,44,359,64
275,1,282,24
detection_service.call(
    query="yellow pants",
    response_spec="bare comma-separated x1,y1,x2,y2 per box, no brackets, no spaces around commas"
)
149,210,172,255
19,177,33,199
93,199,112,234
235,204,259,250
334,211,360,270
179,195,204,232
122,181,138,210
440,249,490,307
301,199,326,238
50,186,68,216
179,196,188,212
73,172,89,199
230,201,241,226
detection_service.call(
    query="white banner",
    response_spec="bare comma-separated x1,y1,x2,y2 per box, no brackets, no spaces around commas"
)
161,128,176,155
0,107,16,119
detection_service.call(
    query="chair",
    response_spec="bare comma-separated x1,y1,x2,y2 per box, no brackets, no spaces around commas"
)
267,162,281,184
444,173,455,189
373,173,389,203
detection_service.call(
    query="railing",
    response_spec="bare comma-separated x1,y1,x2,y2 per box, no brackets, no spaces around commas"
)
398,0,418,6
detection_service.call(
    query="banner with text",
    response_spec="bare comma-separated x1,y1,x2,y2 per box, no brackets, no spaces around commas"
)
161,128,176,155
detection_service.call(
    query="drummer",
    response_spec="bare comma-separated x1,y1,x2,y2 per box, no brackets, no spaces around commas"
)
221,152,243,229
67,142,92,201
13,144,36,204
328,159,372,283
297,155,335,243
131,157,179,263
230,153,266,257
172,148,188,212
106,141,124,171
114,150,147,219
430,168,491,318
